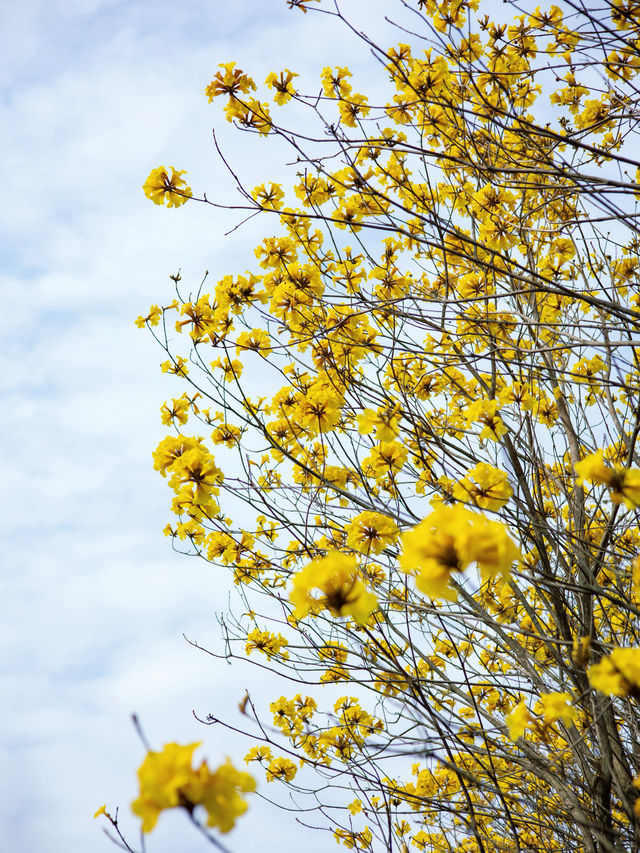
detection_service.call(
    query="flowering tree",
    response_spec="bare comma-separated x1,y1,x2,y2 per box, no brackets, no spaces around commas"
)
100,1,640,851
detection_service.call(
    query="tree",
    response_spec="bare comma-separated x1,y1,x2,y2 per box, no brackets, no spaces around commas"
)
101,2,640,851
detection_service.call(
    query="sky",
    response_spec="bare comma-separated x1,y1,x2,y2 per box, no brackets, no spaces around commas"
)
0,1,400,851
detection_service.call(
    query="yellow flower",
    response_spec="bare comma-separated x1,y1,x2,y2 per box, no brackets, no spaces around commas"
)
245,745,273,764
345,511,399,554
498,381,536,411
131,743,255,834
536,692,576,725
290,553,378,624
205,62,256,100
211,423,243,447
589,657,626,696
467,521,522,582
252,182,285,210
197,759,256,832
266,756,298,782
265,69,299,105
135,305,162,328
167,448,224,505
363,441,408,480
295,383,342,434
589,647,640,697
399,505,520,600
356,408,377,435
453,462,513,511
143,167,192,208
235,328,272,355
245,629,289,659
211,356,243,381
356,406,401,441
575,451,640,508
338,92,370,128
464,400,507,441
574,450,613,486
224,97,272,135
286,0,320,11
160,395,190,427
506,700,532,740
161,356,189,376
94,804,110,819
131,741,201,832
612,469,640,508
321,66,353,99
334,826,373,849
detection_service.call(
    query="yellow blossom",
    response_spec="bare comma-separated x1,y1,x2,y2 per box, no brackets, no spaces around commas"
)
245,629,289,659
574,450,613,486
575,451,640,508
589,647,640,697
265,69,299,105
536,692,576,725
167,448,224,505
160,395,191,426
290,553,378,623
363,441,408,480
245,745,273,764
135,305,162,328
236,328,272,355
252,182,285,210
506,701,532,740
295,383,342,434
94,804,111,819
143,167,192,208
131,742,254,834
465,400,507,441
266,756,298,782
345,511,399,554
453,462,513,511
205,63,256,100
399,505,520,600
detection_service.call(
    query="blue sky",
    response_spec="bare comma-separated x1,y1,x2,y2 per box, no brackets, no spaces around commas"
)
1,1,400,851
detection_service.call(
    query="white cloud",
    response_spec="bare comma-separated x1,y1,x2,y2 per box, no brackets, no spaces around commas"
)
2,1,397,851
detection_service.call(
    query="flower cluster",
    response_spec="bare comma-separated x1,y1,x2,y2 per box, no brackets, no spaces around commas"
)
205,62,272,135
152,435,223,518
245,628,289,660
399,505,520,599
344,511,399,555
506,692,577,740
131,742,255,833
290,553,378,623
589,647,640,698
452,462,513,511
574,450,640,509
143,166,192,207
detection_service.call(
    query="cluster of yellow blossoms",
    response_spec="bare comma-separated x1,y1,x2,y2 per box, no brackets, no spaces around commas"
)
287,503,519,621
290,553,378,624
506,692,577,740
152,435,223,518
589,647,640,698
245,628,289,659
574,450,640,509
129,742,254,833
246,694,384,774
143,166,192,207
399,505,520,600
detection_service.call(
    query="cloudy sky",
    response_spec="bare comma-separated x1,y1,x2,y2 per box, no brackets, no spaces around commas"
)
0,1,403,851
